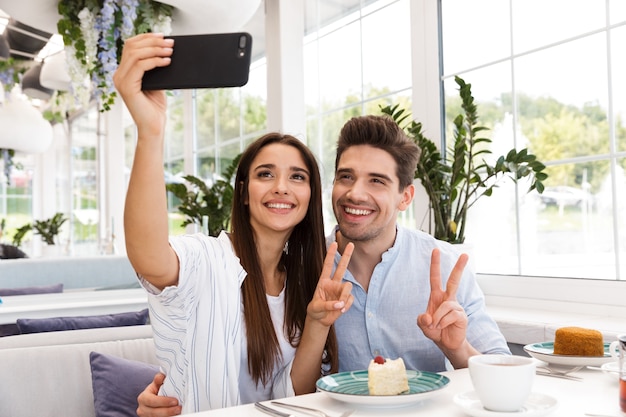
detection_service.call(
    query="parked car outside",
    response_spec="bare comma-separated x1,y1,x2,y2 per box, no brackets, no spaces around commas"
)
539,186,591,207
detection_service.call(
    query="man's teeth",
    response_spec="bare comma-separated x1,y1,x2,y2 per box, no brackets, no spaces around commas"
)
267,203,292,209
345,207,371,215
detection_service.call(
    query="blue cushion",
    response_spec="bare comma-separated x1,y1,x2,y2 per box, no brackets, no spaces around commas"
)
16,309,149,334
0,323,19,337
0,283,63,296
90,351,160,417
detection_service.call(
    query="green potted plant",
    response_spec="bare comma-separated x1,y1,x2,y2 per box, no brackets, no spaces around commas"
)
381,76,548,244
166,155,241,237
33,212,68,245
12,224,32,248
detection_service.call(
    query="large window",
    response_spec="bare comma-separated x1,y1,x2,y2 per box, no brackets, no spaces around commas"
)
303,0,626,281
69,107,99,255
161,52,268,236
10,0,624,286
442,0,626,280
1,107,96,257
304,0,414,233
0,152,33,250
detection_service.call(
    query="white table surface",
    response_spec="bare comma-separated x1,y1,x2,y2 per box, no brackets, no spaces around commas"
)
183,364,620,417
0,288,148,324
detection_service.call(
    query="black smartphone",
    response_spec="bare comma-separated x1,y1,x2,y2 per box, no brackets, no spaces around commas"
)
141,33,252,90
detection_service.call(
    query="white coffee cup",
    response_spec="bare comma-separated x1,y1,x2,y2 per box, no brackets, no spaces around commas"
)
610,338,623,359
468,354,536,412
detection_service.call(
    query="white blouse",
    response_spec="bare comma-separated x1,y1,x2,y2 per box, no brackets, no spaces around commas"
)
140,231,295,413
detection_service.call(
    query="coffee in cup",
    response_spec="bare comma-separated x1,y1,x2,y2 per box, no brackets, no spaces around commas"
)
468,354,536,412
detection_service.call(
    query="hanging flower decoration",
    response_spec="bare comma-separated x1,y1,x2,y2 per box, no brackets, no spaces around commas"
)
0,58,28,93
56,0,173,112
1,148,22,186
0,61,29,186
43,91,73,124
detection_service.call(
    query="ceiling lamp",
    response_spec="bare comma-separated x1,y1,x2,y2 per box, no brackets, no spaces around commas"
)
21,62,53,100
0,33,9,60
4,18,51,59
0,97,53,153
40,50,71,91
163,0,262,34
1,0,262,36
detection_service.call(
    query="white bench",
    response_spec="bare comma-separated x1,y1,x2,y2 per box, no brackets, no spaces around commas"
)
0,325,158,417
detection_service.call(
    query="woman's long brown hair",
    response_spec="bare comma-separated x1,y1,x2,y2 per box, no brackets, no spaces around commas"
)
230,133,337,386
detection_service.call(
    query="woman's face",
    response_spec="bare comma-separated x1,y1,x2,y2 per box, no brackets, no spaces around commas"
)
246,143,311,236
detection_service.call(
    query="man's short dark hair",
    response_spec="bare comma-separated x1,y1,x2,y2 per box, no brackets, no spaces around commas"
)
335,115,420,190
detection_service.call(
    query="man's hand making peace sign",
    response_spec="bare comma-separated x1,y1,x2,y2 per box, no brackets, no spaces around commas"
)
417,248,480,368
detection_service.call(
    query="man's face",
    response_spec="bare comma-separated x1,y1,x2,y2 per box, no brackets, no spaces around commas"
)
332,145,413,243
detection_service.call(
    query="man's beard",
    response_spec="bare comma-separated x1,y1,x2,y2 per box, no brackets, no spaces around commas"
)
337,220,382,243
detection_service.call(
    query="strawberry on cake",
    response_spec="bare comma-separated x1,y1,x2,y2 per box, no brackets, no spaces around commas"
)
367,356,409,395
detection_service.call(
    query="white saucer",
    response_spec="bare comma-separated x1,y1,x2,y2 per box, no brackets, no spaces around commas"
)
454,391,558,417
601,361,620,381
601,361,619,373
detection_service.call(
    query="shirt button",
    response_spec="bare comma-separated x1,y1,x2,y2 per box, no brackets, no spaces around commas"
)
367,311,373,318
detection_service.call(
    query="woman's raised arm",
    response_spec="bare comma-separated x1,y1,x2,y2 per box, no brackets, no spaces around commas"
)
114,33,179,289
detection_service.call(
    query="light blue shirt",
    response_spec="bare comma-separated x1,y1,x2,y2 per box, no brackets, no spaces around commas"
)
329,225,510,373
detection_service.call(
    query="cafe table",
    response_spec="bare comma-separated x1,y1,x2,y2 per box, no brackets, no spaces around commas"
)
182,363,620,417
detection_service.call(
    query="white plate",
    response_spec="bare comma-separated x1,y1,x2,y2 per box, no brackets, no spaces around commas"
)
523,342,614,367
454,391,558,417
315,369,449,407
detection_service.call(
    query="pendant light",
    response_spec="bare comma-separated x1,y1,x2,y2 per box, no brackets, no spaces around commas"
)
0,33,10,60
0,95,53,153
164,0,262,34
40,50,71,91
21,62,53,100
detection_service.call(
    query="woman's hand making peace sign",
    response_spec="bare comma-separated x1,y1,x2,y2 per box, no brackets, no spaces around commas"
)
307,241,355,326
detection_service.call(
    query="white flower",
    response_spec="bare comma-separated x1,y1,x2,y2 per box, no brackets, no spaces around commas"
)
78,7,98,73
62,0,173,111
64,45,91,109
151,15,172,35
120,0,140,40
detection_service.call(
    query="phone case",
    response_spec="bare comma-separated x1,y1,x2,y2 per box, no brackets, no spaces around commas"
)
141,33,252,90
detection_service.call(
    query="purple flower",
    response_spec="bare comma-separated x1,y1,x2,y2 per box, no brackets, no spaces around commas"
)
62,0,173,110
121,0,140,39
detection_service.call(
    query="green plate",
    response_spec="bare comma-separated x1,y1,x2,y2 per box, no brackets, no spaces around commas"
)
523,342,613,367
316,370,449,407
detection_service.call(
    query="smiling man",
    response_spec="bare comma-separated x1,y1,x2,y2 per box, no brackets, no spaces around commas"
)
328,115,510,373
